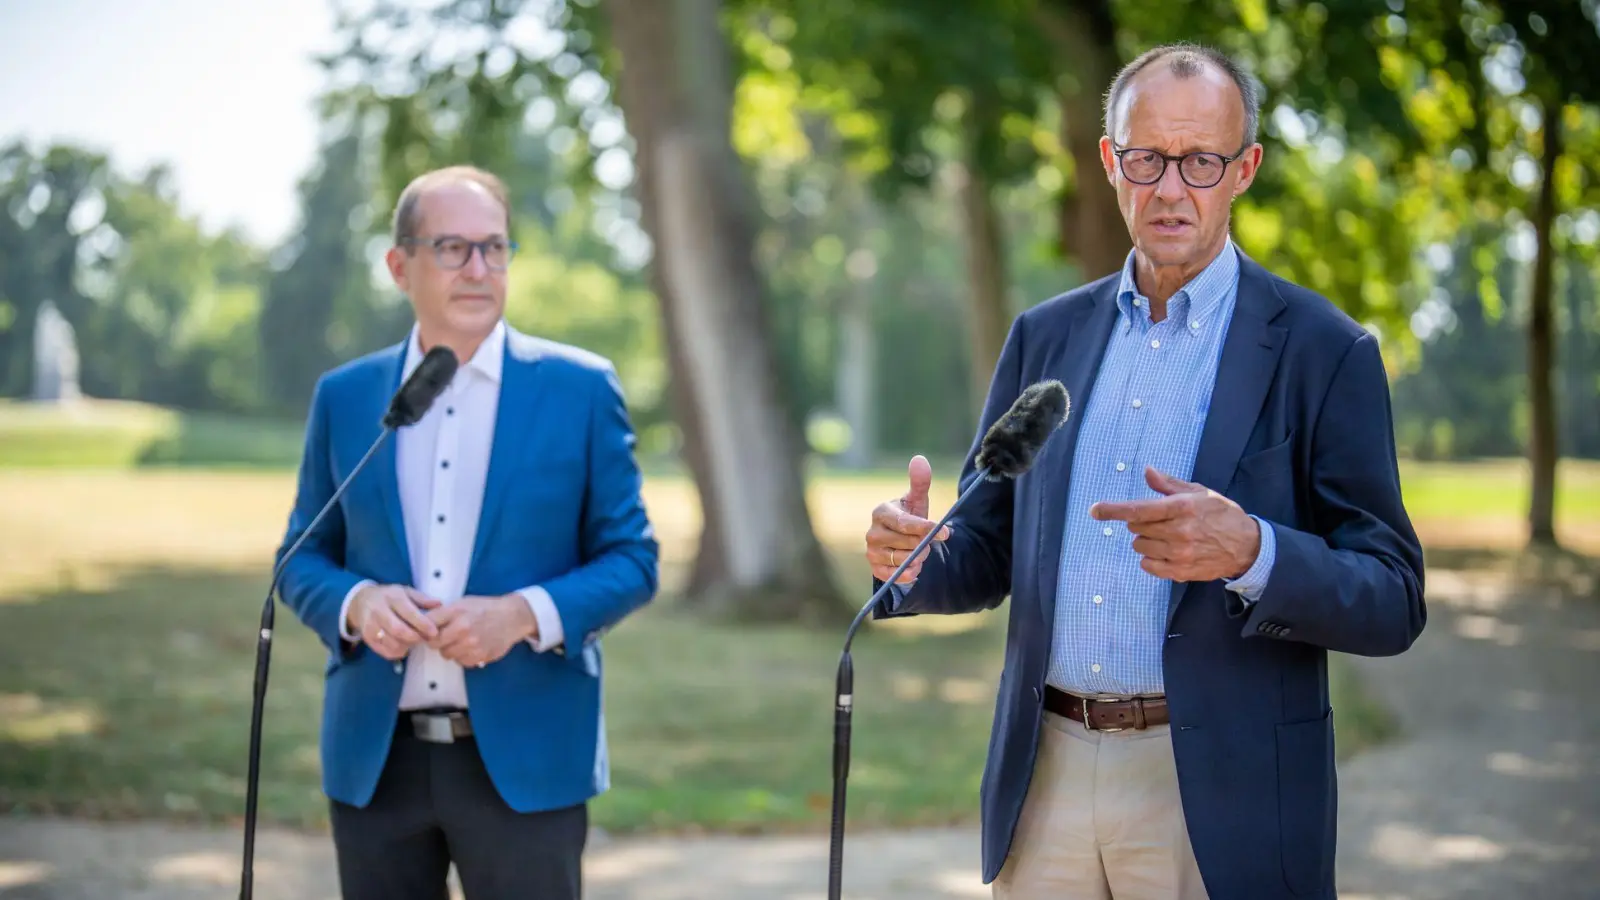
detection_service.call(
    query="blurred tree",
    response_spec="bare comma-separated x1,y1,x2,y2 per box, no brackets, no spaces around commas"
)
754,0,1103,409
1369,0,1600,545
0,143,110,398
599,0,845,621
82,166,270,412
260,130,391,415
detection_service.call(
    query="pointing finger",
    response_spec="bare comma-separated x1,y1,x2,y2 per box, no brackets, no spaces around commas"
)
1145,466,1203,496
1089,496,1181,524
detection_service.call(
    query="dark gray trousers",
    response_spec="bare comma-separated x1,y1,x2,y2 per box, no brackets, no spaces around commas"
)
329,719,587,900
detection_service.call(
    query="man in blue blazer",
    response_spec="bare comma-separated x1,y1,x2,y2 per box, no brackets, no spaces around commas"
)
864,44,1425,898
276,164,658,899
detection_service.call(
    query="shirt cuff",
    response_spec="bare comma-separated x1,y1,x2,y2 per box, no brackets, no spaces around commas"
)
518,586,565,652
1223,515,1275,605
339,580,374,642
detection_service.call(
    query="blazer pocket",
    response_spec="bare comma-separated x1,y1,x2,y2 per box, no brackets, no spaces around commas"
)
1233,432,1294,484
1276,707,1334,896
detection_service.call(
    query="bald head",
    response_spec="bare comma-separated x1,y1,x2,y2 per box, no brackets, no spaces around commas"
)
391,165,512,246
1104,43,1260,152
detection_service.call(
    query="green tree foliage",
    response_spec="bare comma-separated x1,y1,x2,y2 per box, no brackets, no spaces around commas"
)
1363,0,1600,543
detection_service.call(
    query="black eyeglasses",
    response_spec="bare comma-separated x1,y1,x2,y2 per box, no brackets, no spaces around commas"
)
1112,144,1246,189
401,235,519,271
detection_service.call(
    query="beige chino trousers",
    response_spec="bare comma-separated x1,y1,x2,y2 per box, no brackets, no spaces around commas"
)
991,710,1210,899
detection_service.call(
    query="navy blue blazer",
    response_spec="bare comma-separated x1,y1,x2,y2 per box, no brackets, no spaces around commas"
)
875,255,1426,897
276,327,659,815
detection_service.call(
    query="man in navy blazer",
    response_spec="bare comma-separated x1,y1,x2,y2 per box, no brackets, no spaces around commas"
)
276,164,658,899
864,44,1424,898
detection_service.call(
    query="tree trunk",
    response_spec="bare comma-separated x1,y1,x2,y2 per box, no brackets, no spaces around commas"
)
835,183,878,470
958,113,1011,414
603,0,846,624
1036,0,1129,280
1562,263,1598,458
1526,98,1562,547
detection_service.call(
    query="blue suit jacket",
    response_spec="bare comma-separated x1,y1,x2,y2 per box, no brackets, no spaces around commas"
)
275,327,659,814
876,255,1426,897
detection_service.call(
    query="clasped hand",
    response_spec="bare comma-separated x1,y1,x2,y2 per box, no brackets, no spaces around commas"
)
351,585,536,667
1090,466,1260,582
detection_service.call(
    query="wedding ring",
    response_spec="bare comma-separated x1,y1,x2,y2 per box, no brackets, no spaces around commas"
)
889,549,897,566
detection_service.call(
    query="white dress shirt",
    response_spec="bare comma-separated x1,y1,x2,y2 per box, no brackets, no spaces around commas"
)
339,319,564,710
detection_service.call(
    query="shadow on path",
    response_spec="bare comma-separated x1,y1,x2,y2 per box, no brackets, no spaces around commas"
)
1334,552,1600,900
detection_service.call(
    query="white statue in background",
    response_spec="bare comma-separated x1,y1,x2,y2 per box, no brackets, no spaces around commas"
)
32,299,81,403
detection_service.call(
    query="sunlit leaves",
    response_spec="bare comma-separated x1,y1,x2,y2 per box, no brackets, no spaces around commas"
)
730,29,812,168
502,219,665,409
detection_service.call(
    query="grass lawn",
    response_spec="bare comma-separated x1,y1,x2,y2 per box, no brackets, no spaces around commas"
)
0,459,1592,836
0,399,305,469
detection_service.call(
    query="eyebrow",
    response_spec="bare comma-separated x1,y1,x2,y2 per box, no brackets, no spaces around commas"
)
1125,142,1228,155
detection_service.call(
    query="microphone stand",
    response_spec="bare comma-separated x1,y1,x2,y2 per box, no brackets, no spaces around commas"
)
239,427,393,900
827,465,992,900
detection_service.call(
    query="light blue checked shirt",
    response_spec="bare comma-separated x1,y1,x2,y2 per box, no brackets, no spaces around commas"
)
1046,240,1276,697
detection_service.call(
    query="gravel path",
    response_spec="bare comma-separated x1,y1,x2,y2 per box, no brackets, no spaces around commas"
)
2,560,1595,899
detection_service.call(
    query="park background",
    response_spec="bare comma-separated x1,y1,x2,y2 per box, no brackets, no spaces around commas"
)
0,0,1597,897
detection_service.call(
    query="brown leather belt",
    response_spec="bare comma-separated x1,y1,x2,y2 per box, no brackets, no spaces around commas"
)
1044,685,1169,731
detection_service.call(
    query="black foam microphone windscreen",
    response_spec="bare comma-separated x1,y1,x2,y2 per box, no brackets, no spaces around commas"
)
382,345,459,429
974,380,1071,480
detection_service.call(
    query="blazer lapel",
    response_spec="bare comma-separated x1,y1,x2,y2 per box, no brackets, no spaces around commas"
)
467,330,548,579
1167,256,1288,629
1035,284,1120,635
374,344,413,575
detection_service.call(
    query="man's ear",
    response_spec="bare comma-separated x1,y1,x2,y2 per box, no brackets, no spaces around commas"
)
384,246,410,292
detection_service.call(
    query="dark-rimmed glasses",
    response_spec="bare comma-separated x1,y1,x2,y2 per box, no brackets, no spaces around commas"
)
1111,144,1246,189
401,235,519,271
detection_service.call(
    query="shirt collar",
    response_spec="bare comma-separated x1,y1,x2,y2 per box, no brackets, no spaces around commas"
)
401,318,506,386
1114,239,1240,332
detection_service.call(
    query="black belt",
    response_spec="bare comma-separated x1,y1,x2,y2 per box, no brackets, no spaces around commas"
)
1044,685,1169,731
402,708,472,743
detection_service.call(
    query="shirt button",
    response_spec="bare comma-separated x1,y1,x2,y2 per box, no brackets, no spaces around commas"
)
1150,339,1160,349
1189,321,1199,330
1102,527,1113,536
1093,594,1103,604
1091,663,1102,673
1133,298,1142,307
1132,399,1143,409
1116,462,1127,472
433,570,442,579
441,460,450,469
446,407,455,416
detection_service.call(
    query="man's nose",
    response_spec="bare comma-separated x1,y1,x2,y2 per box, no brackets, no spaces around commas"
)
460,245,491,279
1154,159,1187,202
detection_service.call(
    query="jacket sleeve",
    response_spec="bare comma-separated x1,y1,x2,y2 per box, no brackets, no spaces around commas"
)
871,314,1025,619
1228,331,1427,656
531,363,660,666
274,376,366,656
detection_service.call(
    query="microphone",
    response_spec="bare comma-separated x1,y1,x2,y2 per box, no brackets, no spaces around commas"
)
826,379,1069,900
239,345,457,900
382,345,460,429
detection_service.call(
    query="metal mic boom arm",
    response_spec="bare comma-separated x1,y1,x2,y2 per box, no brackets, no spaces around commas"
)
238,425,394,900
826,463,993,900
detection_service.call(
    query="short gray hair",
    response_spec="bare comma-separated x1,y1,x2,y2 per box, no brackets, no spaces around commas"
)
1103,42,1262,151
